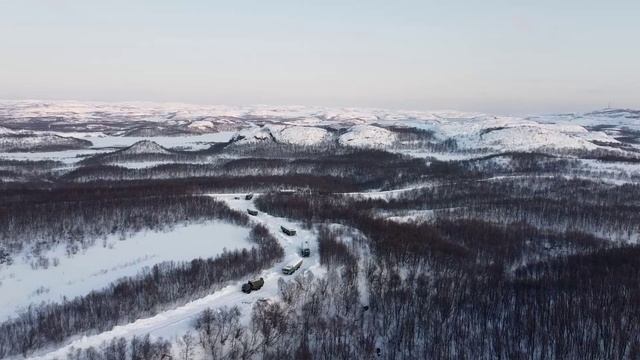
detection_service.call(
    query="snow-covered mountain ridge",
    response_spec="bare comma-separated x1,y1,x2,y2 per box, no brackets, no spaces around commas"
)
0,100,636,153
118,140,172,155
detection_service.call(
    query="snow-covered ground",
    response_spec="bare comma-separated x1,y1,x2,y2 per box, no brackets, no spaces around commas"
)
23,194,324,360
380,209,436,223
533,109,640,132
338,125,396,147
80,132,235,150
115,161,202,169
0,132,235,164
345,184,433,200
0,221,252,322
0,148,110,164
232,125,330,146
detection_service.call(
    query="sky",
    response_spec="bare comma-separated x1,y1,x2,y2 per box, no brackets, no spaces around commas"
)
0,0,638,114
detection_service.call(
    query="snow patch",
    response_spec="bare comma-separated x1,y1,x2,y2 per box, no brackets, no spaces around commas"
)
272,126,329,145
0,126,15,135
231,125,329,146
338,125,396,147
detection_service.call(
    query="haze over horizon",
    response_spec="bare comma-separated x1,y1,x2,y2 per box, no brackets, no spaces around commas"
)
1,0,638,115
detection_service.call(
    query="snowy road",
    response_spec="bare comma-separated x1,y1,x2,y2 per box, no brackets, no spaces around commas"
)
26,194,322,360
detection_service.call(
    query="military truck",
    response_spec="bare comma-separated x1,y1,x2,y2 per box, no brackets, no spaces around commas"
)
281,226,296,236
247,209,259,216
245,193,254,200
282,259,303,275
301,241,310,257
241,277,264,293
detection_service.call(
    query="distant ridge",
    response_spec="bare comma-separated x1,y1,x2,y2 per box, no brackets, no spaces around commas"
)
116,140,172,155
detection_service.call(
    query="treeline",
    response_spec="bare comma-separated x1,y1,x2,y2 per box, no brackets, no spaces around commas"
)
0,224,284,358
0,159,63,183
0,175,354,204
78,141,232,167
421,153,579,181
556,146,640,162
222,140,343,158
385,125,459,152
60,170,362,192
64,335,172,360
349,176,640,241
64,147,430,191
0,194,248,255
256,192,607,268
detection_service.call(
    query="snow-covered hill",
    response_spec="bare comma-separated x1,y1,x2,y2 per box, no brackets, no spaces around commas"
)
0,100,636,154
0,133,92,152
338,125,396,147
230,124,398,148
424,117,620,152
231,125,332,147
0,126,15,135
118,140,172,155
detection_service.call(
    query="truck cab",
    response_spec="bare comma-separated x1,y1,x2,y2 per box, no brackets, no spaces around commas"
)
242,277,264,293
301,241,310,257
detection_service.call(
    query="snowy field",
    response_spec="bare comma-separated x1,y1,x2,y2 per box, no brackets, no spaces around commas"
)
75,132,235,150
0,132,235,164
0,221,252,322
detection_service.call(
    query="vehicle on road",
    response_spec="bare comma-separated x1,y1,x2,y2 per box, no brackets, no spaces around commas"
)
247,209,258,216
282,259,303,275
281,226,296,236
241,277,265,293
301,241,310,257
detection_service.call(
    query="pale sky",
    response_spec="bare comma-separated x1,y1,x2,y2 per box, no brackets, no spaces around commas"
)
0,0,638,114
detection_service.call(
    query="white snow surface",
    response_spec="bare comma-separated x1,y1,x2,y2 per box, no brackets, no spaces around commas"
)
24,194,323,360
231,125,329,146
0,132,235,164
0,221,252,322
0,126,15,135
533,109,640,131
422,116,620,152
338,125,396,147
275,126,329,145
82,132,235,149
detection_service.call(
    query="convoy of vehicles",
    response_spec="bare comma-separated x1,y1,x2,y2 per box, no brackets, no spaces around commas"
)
241,192,306,292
